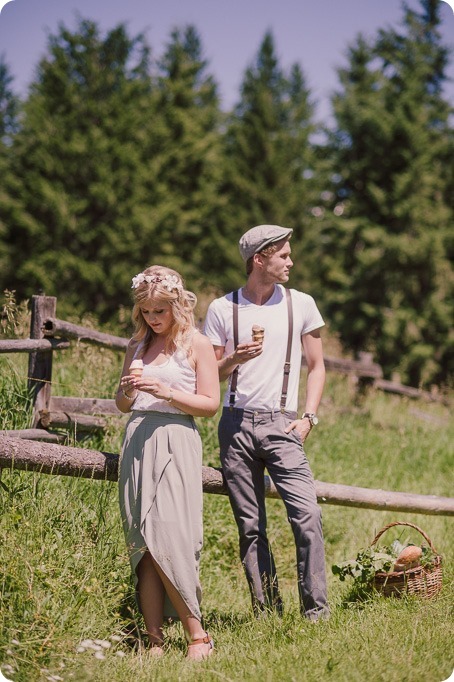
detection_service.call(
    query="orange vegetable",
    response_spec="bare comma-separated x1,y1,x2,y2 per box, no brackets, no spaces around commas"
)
393,545,422,572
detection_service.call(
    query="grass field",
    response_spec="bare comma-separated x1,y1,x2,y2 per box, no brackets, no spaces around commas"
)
0,337,453,682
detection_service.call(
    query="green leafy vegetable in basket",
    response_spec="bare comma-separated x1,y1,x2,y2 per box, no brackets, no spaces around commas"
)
332,547,395,585
332,539,437,588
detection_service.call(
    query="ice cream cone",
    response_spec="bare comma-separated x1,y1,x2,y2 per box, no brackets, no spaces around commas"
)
251,325,265,343
129,359,144,378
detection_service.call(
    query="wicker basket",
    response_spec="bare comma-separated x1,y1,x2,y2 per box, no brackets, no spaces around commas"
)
371,521,443,599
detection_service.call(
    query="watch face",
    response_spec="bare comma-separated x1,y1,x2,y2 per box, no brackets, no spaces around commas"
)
311,415,319,426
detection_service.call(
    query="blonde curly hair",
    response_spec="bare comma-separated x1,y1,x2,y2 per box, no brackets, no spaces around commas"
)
131,265,197,356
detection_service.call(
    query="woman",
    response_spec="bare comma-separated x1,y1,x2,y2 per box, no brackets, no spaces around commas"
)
116,265,219,661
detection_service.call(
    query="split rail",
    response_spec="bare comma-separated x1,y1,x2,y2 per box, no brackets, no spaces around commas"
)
0,294,452,516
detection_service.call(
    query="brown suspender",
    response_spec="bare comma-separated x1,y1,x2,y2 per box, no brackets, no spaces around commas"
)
281,288,293,410
229,288,293,411
229,289,240,408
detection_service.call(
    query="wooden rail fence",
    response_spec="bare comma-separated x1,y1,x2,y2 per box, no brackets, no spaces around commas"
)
1,294,447,439
1,436,453,516
1,293,382,440
0,293,452,516
0,294,449,438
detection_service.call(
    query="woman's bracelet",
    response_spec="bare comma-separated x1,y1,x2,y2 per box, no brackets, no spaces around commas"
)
121,389,137,401
165,389,173,403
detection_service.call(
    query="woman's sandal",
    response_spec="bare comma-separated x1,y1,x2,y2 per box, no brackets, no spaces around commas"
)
186,633,214,661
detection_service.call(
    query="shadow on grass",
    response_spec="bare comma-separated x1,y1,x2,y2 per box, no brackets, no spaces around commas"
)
203,608,254,629
115,595,252,654
116,593,145,650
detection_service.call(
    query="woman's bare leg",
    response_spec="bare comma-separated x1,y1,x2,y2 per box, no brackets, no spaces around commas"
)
149,555,213,660
136,552,165,651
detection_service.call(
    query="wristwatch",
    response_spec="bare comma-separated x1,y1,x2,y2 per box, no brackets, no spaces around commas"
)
302,412,319,426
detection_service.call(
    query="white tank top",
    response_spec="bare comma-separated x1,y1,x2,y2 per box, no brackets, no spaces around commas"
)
132,346,196,414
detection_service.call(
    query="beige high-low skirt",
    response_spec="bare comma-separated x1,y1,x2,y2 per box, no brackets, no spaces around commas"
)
118,411,203,621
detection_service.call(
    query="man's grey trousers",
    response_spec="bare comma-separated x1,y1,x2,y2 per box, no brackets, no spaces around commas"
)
218,407,329,620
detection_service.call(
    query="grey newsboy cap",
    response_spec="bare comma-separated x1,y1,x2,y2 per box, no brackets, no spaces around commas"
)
238,224,293,261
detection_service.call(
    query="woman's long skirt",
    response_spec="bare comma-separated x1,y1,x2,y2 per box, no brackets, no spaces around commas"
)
118,411,203,621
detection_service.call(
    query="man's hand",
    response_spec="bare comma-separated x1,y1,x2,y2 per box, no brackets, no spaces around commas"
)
284,417,312,443
214,342,263,381
231,341,263,365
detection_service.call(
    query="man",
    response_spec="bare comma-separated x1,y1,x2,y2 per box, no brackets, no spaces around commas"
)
203,224,328,621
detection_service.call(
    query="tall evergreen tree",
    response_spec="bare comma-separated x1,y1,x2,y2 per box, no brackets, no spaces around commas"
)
0,55,19,143
222,32,321,291
318,0,453,387
143,26,226,290
0,20,155,318
0,56,20,284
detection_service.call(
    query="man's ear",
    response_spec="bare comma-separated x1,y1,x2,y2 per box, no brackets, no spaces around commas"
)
253,252,265,269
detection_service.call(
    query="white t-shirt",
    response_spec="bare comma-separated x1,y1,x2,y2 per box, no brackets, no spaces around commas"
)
203,284,324,411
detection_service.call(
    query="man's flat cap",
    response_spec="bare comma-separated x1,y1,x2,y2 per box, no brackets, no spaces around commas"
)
238,224,293,261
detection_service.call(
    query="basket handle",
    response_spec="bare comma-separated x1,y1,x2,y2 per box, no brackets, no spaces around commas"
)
370,521,438,554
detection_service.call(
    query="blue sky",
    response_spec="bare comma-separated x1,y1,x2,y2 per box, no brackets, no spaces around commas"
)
1,0,453,123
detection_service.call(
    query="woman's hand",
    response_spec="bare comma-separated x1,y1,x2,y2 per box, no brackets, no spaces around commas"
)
133,377,171,401
120,374,137,397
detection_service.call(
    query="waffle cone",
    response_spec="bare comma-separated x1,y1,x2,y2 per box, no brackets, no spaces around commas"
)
251,325,265,343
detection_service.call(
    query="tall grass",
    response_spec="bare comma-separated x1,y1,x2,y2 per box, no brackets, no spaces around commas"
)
0,358,34,432
0,333,452,681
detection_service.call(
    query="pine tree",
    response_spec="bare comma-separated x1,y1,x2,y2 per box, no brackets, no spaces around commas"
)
0,20,156,319
142,26,226,292
221,32,322,291
0,56,20,283
0,56,19,143
318,0,453,387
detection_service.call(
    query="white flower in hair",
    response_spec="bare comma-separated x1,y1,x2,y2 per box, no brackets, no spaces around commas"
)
131,273,146,288
131,272,184,293
162,274,183,292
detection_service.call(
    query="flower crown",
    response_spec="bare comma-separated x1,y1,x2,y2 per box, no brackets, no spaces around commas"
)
131,272,183,294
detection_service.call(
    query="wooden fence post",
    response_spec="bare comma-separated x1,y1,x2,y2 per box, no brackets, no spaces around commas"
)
28,295,57,427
